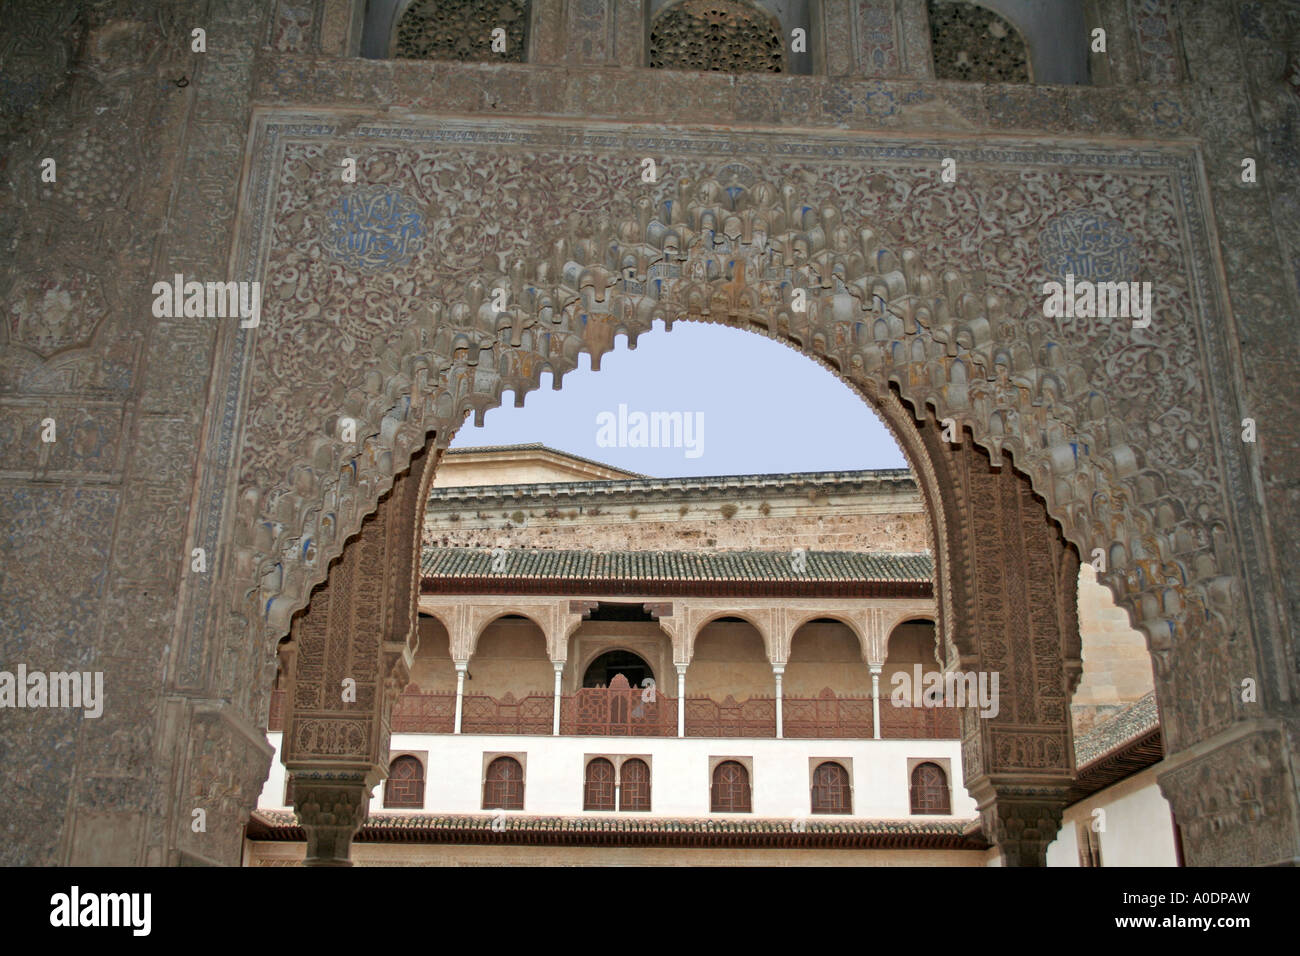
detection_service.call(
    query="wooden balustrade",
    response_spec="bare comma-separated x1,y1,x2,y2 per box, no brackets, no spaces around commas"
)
461,692,552,735
685,694,777,737
784,688,874,738
879,701,961,739
273,685,962,739
561,685,678,736
391,689,455,734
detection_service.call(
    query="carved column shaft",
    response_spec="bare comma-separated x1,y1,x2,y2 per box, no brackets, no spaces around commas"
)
281,449,429,865
920,416,1079,866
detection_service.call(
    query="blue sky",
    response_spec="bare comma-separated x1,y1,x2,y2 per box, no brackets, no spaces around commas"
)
449,322,907,477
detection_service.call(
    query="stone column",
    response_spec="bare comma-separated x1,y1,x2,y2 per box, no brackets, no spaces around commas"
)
773,664,785,739
676,664,687,738
870,664,883,740
281,448,429,866
919,418,1081,866
552,661,565,735
453,661,468,734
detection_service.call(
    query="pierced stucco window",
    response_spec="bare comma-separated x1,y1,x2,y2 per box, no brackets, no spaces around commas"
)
361,0,530,62
649,0,786,74
927,0,1030,83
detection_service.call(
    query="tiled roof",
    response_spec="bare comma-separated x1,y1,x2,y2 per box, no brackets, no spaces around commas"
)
1067,692,1163,804
420,547,932,584
247,809,987,851
1074,692,1161,768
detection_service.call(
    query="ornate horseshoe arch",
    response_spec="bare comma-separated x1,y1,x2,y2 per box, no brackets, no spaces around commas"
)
192,118,1286,866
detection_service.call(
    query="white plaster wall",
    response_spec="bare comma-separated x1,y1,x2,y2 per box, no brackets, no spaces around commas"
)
257,732,974,821
1046,764,1178,867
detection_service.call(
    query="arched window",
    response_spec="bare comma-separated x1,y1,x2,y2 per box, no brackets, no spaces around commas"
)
650,0,785,74
909,762,951,815
384,755,425,809
620,758,652,811
927,0,1029,83
711,760,752,812
584,758,616,811
284,773,295,808
393,0,530,63
484,755,525,810
810,761,852,814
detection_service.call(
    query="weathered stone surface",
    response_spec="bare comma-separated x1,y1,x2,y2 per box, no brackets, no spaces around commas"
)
0,0,1294,866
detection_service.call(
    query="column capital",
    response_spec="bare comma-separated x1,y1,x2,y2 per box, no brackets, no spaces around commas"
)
290,768,377,867
968,779,1072,867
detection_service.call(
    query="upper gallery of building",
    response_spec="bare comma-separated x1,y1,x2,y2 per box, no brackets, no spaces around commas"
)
356,0,1097,86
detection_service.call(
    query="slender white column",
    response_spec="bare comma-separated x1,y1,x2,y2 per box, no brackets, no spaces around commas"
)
870,664,882,740
453,661,468,735
675,664,687,738
773,664,785,739
552,661,564,735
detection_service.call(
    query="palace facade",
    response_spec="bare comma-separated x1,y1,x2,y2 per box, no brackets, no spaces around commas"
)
245,445,1175,865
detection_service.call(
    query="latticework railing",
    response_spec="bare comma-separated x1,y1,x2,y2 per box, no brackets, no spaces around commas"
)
880,702,961,739
280,686,961,739
561,685,677,737
685,694,777,737
391,690,456,734
461,692,552,735
783,689,874,738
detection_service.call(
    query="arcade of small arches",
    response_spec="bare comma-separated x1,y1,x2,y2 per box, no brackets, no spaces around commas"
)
271,596,949,741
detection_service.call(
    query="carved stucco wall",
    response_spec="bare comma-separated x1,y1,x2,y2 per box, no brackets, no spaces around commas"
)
0,0,1296,866
226,114,1252,707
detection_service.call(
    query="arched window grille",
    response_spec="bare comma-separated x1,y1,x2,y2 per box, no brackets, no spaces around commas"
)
909,761,951,815
583,758,616,811
393,0,530,63
384,755,426,809
620,758,652,811
927,0,1030,82
710,760,752,812
649,0,784,74
810,761,852,814
483,755,525,810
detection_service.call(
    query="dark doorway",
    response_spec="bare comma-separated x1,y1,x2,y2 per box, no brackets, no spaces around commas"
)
582,650,653,688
